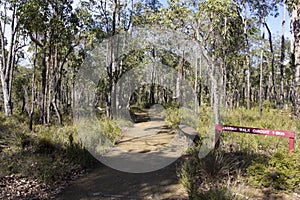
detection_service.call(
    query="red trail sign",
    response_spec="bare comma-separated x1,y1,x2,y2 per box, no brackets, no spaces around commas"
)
215,125,295,153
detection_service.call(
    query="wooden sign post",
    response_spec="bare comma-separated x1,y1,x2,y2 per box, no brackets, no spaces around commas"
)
215,125,295,153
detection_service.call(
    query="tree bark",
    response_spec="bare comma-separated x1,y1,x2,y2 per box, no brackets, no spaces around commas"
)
0,1,18,116
222,16,227,108
194,52,198,112
259,19,265,116
293,0,300,114
41,31,48,124
210,14,220,125
240,0,251,109
29,40,38,130
280,0,287,107
265,23,276,105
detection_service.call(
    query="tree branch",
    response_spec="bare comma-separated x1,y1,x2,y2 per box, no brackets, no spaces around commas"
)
29,32,44,47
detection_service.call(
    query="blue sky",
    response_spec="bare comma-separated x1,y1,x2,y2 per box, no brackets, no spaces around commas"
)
266,5,291,39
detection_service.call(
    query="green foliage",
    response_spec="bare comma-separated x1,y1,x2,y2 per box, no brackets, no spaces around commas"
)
0,116,98,185
178,148,240,199
247,150,300,192
222,107,300,192
165,105,209,131
35,138,57,154
223,107,298,154
0,0,299,197
197,151,238,183
74,116,122,155
178,148,200,199
98,116,122,144
179,106,300,198
196,187,235,200
262,100,276,111
12,66,32,112
165,107,180,129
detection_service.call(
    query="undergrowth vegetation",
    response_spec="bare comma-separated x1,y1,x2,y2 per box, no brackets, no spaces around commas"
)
247,150,300,191
168,104,300,199
0,113,114,187
0,104,299,199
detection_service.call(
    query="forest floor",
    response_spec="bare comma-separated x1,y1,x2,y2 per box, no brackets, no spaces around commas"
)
1,107,298,199
56,107,300,200
56,108,189,200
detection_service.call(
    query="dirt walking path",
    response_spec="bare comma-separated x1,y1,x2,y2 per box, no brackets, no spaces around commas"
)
56,108,188,200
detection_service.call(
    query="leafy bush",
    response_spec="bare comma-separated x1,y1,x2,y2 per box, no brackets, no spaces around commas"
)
72,116,122,155
13,131,31,149
222,107,298,154
262,100,276,110
165,107,180,129
247,150,300,192
165,106,205,130
0,119,98,186
98,116,122,144
178,106,300,198
34,137,57,154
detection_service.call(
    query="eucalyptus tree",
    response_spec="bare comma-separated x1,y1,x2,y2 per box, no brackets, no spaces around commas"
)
240,0,279,114
158,0,246,124
19,0,81,124
80,0,161,118
234,0,253,109
0,0,26,116
289,0,300,114
80,0,121,118
280,0,287,106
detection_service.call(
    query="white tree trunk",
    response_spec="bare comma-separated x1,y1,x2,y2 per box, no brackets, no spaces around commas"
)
0,1,18,116
293,1,300,114
294,3,300,87
259,19,265,116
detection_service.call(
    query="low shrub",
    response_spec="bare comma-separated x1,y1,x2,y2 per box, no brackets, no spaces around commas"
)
178,105,299,198
0,120,98,186
178,148,241,199
247,150,300,192
165,107,180,129
98,116,122,144
178,147,200,199
196,186,235,200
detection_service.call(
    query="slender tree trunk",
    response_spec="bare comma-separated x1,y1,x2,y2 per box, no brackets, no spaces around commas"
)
195,20,203,107
242,0,251,109
150,81,155,105
293,0,300,114
0,2,18,116
222,17,227,108
259,19,265,116
199,53,202,106
29,41,38,130
210,14,220,125
176,50,185,106
242,69,246,106
46,47,52,124
0,77,11,115
265,23,276,105
52,46,62,124
194,52,198,112
41,32,48,124
280,0,287,107
106,0,119,119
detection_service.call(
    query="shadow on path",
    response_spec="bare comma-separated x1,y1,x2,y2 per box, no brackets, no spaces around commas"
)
56,161,187,200
57,108,188,199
